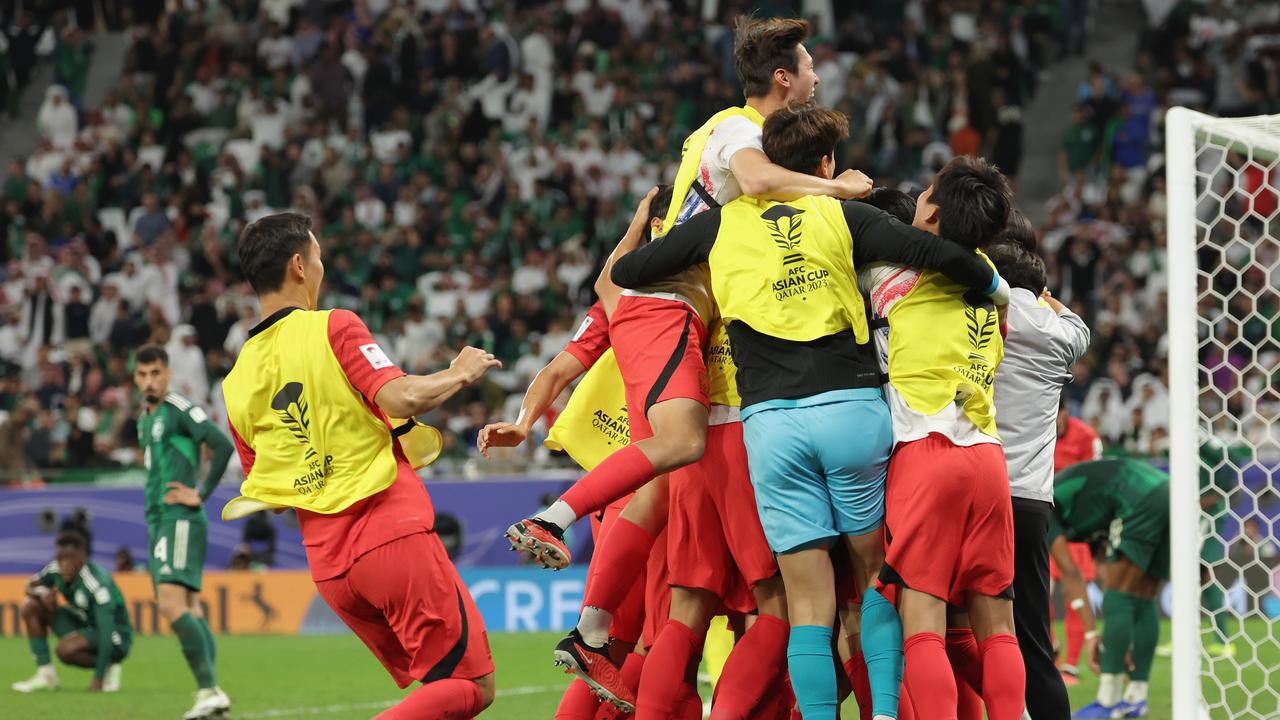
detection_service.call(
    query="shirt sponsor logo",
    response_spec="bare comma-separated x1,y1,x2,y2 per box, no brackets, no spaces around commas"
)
360,343,393,370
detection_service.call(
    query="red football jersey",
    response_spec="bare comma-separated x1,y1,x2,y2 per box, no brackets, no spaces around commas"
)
1054,415,1102,472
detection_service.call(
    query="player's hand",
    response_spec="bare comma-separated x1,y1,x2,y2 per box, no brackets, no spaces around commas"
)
164,482,202,507
450,346,502,385
832,169,874,199
1087,633,1101,674
478,422,528,457
88,677,104,692
631,186,659,224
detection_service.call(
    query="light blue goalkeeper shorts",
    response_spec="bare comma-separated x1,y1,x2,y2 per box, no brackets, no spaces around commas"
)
741,388,892,554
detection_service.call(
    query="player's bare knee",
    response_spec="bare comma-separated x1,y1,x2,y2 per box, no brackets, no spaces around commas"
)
21,596,49,621
472,672,496,709
665,434,705,468
54,637,89,666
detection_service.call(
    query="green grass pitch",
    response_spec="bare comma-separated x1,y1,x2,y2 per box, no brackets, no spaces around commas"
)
1,620,1274,719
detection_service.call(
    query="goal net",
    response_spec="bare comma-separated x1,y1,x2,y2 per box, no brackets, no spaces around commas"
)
1166,108,1280,720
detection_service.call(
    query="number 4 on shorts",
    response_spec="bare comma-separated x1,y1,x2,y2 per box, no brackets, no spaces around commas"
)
154,536,168,562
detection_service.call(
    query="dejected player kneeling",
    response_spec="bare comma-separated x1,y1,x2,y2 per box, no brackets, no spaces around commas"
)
12,529,132,695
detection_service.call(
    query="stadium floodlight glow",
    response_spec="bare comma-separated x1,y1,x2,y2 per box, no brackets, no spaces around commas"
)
1166,107,1280,720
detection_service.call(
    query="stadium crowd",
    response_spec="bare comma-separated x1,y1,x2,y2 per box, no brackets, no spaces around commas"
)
0,0,1276,483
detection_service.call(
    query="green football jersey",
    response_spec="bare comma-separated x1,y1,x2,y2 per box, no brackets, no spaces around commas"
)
33,560,132,631
33,560,132,677
1049,458,1168,544
137,393,234,525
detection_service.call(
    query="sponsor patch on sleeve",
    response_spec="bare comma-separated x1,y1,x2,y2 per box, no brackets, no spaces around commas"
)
360,343,394,370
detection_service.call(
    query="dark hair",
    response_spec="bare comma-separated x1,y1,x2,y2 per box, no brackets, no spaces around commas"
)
646,185,675,242
929,156,1012,250
762,102,849,174
857,187,916,225
237,212,314,294
734,16,809,97
985,241,1046,293
56,528,88,551
998,208,1037,252
135,344,168,366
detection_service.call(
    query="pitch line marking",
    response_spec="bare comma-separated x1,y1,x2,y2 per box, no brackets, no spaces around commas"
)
238,685,560,718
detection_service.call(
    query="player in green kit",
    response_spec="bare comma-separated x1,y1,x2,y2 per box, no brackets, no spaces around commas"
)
1050,458,1169,720
134,344,235,719
12,529,131,693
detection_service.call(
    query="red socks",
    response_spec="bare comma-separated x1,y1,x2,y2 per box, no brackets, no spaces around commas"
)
562,445,656,517
711,613,789,719
621,652,645,694
903,632,957,720
979,634,1026,720
897,682,916,720
956,680,984,720
945,628,984,695
637,620,703,720
1064,605,1085,667
377,678,484,719
841,653,872,720
556,679,601,719
582,518,655,611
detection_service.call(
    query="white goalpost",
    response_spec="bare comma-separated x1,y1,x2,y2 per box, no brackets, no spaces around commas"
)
1166,107,1280,720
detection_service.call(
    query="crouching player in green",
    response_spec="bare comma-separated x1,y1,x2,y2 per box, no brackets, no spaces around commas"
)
12,529,132,693
1050,458,1169,720
134,344,235,719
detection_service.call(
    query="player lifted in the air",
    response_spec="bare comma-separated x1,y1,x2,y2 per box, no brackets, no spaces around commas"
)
506,16,872,712
12,529,132,694
134,343,235,720
614,103,1012,720
1053,458,1169,720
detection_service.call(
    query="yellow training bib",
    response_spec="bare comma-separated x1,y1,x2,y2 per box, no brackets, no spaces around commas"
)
886,252,1003,438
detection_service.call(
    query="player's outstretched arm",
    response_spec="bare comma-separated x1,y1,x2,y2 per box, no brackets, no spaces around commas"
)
611,207,718,289
375,346,501,419
730,147,873,200
594,187,659,316
479,351,587,458
1049,534,1100,672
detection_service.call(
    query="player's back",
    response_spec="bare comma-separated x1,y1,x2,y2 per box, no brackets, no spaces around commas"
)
223,307,435,581
1054,458,1166,541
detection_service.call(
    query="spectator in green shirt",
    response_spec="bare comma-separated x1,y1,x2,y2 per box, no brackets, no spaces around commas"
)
1059,104,1100,183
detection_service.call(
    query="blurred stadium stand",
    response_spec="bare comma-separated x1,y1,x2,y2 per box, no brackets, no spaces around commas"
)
0,2,1277,615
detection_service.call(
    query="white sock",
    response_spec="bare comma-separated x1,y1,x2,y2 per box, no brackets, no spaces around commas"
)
1097,673,1124,707
1061,663,1078,675
37,664,55,674
533,500,577,532
576,605,613,647
1123,680,1149,704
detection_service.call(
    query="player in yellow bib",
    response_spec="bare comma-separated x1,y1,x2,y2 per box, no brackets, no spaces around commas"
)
504,18,874,712
613,103,1011,720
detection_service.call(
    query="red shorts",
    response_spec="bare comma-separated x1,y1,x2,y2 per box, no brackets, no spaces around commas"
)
315,532,493,688
587,498,646,645
883,434,1014,607
610,295,709,441
667,422,778,612
1050,542,1097,582
642,526,671,650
